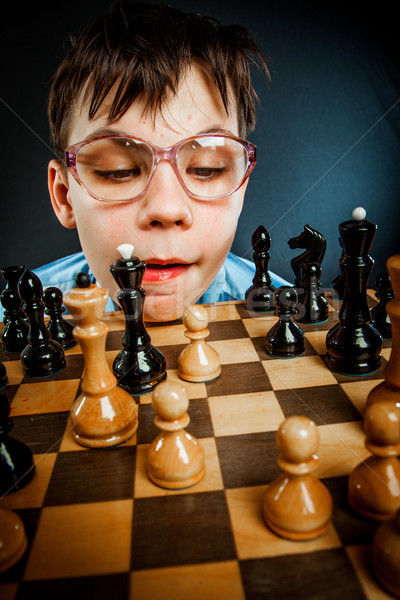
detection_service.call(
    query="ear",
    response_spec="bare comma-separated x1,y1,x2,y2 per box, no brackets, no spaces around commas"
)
48,159,76,229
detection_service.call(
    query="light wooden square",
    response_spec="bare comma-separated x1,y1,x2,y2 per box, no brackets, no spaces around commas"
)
211,338,260,364
130,560,245,600
208,391,285,437
315,421,369,479
341,380,383,416
262,355,338,390
12,379,80,415
24,500,133,580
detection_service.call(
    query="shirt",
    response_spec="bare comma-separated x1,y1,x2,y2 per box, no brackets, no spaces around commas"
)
0,251,289,319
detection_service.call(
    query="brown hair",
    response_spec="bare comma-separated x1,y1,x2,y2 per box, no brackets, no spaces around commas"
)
48,1,270,158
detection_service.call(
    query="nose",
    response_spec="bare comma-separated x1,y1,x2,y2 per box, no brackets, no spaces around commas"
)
136,162,193,230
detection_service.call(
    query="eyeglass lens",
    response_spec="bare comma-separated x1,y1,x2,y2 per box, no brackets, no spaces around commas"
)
74,136,249,201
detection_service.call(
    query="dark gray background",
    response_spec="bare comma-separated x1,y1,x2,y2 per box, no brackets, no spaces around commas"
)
1,1,399,291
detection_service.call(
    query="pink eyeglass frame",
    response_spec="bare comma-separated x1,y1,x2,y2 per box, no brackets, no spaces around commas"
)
64,132,257,202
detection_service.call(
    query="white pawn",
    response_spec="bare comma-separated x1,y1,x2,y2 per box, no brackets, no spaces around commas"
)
147,381,205,489
373,508,400,597
262,416,333,540
0,507,27,572
348,401,400,521
178,305,221,382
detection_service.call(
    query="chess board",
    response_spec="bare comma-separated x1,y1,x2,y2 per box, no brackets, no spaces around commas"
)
0,293,395,600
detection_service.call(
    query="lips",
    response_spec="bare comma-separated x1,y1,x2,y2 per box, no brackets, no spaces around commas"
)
143,262,190,283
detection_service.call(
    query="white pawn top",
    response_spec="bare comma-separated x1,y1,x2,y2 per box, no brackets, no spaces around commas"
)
152,381,189,422
183,305,209,332
352,207,367,221
117,243,135,260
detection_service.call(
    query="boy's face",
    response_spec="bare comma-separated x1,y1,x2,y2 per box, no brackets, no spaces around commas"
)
49,67,247,321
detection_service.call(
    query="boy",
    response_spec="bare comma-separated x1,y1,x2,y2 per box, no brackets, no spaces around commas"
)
38,2,287,321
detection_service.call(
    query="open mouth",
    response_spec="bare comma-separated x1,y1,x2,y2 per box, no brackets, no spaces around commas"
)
143,263,190,283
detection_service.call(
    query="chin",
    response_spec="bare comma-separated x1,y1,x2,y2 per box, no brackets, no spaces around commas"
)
143,294,186,323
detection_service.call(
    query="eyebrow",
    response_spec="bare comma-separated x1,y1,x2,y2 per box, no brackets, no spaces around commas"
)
82,125,236,142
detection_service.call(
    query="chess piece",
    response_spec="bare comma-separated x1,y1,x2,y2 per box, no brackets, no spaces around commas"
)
371,270,393,339
0,361,7,390
43,286,76,350
265,286,305,358
18,269,66,378
147,380,205,489
262,416,332,540
1,265,25,326
367,255,400,410
0,507,27,573
0,289,29,352
63,272,138,448
348,401,400,521
245,225,275,312
326,207,382,375
288,224,326,289
178,305,221,382
0,394,35,495
110,244,166,395
372,508,400,597
295,262,329,324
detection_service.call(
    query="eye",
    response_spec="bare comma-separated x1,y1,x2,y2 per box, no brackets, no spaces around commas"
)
93,167,141,182
186,166,226,179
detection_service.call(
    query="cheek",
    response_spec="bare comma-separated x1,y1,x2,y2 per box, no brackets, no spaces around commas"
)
197,197,242,251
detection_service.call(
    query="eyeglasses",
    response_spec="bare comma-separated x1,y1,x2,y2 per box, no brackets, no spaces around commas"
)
64,133,256,202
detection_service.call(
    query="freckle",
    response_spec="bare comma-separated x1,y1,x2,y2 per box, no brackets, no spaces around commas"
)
187,114,192,121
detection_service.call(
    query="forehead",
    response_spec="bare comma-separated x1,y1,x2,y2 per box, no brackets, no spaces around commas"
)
68,66,239,145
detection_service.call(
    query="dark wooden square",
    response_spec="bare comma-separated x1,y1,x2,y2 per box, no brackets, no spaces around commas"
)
106,329,124,351
207,319,249,341
131,491,236,570
206,362,272,397
275,384,363,425
44,446,137,506
240,548,366,599
216,431,280,488
10,411,70,454
16,573,130,600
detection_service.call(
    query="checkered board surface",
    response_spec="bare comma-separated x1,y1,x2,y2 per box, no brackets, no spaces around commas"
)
0,293,396,600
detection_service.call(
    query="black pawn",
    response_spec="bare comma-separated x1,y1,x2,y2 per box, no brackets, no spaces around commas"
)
0,394,35,495
110,256,167,395
371,271,393,339
43,287,76,350
265,286,305,358
326,211,382,375
1,265,25,325
296,262,329,324
18,269,66,378
0,361,7,390
245,225,275,312
0,289,29,352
